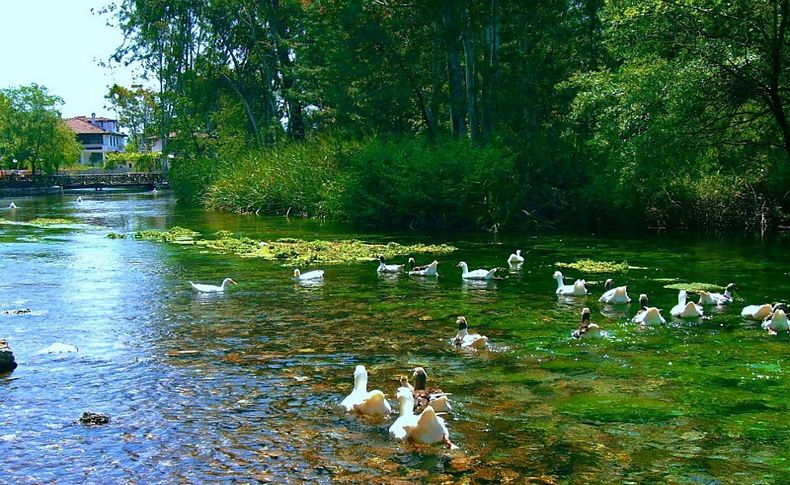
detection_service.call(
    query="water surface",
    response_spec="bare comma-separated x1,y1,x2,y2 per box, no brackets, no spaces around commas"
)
1,191,788,483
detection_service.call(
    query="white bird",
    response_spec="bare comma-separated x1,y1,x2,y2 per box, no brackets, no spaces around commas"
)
741,302,780,320
670,290,704,318
411,367,452,413
8,202,16,209
507,249,524,266
553,271,587,296
189,278,237,293
452,316,489,350
77,196,83,202
457,261,497,280
293,268,324,281
408,259,439,277
39,342,79,354
377,255,404,273
572,307,603,339
599,279,631,304
339,365,391,416
761,308,789,335
632,294,666,325
389,388,454,448
706,283,737,305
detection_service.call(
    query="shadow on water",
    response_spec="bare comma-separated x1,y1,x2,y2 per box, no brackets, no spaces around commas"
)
1,190,789,483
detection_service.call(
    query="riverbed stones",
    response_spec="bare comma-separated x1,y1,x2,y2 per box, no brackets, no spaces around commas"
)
0,338,18,372
78,412,110,426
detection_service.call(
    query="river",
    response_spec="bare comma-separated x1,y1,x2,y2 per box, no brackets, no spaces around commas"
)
1,190,788,483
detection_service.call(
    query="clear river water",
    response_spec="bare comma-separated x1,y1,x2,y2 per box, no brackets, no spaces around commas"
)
0,190,788,484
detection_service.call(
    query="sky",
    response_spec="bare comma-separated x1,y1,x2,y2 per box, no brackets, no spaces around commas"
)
0,0,145,118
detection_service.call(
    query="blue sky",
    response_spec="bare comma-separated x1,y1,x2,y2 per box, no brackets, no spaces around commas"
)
0,0,144,118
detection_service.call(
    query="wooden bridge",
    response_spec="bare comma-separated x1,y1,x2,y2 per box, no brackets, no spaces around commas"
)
0,172,165,190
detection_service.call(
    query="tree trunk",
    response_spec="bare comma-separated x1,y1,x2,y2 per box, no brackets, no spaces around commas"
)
271,0,305,140
443,8,467,138
481,0,499,140
463,4,479,141
768,0,790,161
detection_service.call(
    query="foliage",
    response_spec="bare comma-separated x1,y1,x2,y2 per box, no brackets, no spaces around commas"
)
104,151,162,171
0,84,81,174
104,84,156,150
556,259,631,273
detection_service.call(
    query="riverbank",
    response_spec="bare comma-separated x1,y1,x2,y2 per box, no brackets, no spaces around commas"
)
168,136,789,235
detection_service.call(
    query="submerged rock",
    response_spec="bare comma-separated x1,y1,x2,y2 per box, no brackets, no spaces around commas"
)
78,412,110,426
0,338,18,372
40,343,79,354
1,308,31,316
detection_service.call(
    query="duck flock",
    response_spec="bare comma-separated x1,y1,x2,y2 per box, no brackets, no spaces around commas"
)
185,248,789,449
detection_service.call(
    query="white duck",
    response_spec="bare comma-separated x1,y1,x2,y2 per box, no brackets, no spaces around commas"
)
457,261,497,280
452,316,489,350
761,308,789,335
553,271,587,296
741,302,781,321
8,202,16,209
670,290,704,318
572,308,603,339
632,294,666,325
189,278,237,293
598,279,631,304
293,268,324,281
377,255,404,273
340,365,391,416
706,283,737,305
408,258,439,277
77,196,83,202
507,249,525,266
389,388,454,448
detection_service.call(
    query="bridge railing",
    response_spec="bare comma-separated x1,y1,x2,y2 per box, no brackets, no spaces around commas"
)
0,172,164,188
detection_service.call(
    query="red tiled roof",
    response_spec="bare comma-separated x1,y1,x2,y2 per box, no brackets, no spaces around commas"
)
65,118,110,134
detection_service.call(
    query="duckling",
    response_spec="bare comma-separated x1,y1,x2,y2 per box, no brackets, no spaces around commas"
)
553,271,587,296
452,316,489,350
390,389,454,448
412,367,451,413
408,258,439,277
377,255,404,273
507,249,525,266
740,302,780,320
631,294,666,326
670,290,704,318
340,365,392,416
572,308,603,339
707,283,737,305
761,308,789,335
598,279,631,304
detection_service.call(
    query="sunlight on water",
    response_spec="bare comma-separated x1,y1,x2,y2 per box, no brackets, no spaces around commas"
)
1,190,789,483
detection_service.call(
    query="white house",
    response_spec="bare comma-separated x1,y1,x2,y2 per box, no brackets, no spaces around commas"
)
65,113,127,165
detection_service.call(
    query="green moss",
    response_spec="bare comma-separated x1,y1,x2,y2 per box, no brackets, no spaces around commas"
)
556,259,631,273
663,282,723,292
106,232,126,239
557,393,681,423
135,226,456,265
28,217,74,226
133,226,199,242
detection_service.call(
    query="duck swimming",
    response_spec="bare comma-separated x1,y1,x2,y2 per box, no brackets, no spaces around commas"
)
457,261,497,280
411,366,451,413
389,387,454,448
8,202,16,209
340,365,392,416
761,308,789,335
632,294,666,326
670,290,704,318
293,268,324,281
572,308,603,339
377,255,404,273
452,316,489,350
553,271,587,296
190,278,237,293
741,302,781,320
408,258,439,277
599,279,631,304
507,250,524,266
707,283,737,305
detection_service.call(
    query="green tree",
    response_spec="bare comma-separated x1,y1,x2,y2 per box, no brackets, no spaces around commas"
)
105,84,156,151
0,84,81,174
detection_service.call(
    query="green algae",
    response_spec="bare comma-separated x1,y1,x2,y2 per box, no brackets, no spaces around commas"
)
557,393,682,423
663,282,723,292
0,217,76,227
106,232,126,239
556,259,632,273
133,226,199,242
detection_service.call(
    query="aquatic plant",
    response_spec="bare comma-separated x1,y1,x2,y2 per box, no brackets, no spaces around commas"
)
106,232,126,239
133,226,199,243
556,259,631,273
663,282,723,292
28,218,75,226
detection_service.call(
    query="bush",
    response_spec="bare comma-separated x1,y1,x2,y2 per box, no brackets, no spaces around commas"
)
103,152,162,171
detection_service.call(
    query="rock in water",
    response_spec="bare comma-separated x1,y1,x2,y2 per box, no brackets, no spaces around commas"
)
0,338,18,372
78,412,110,426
